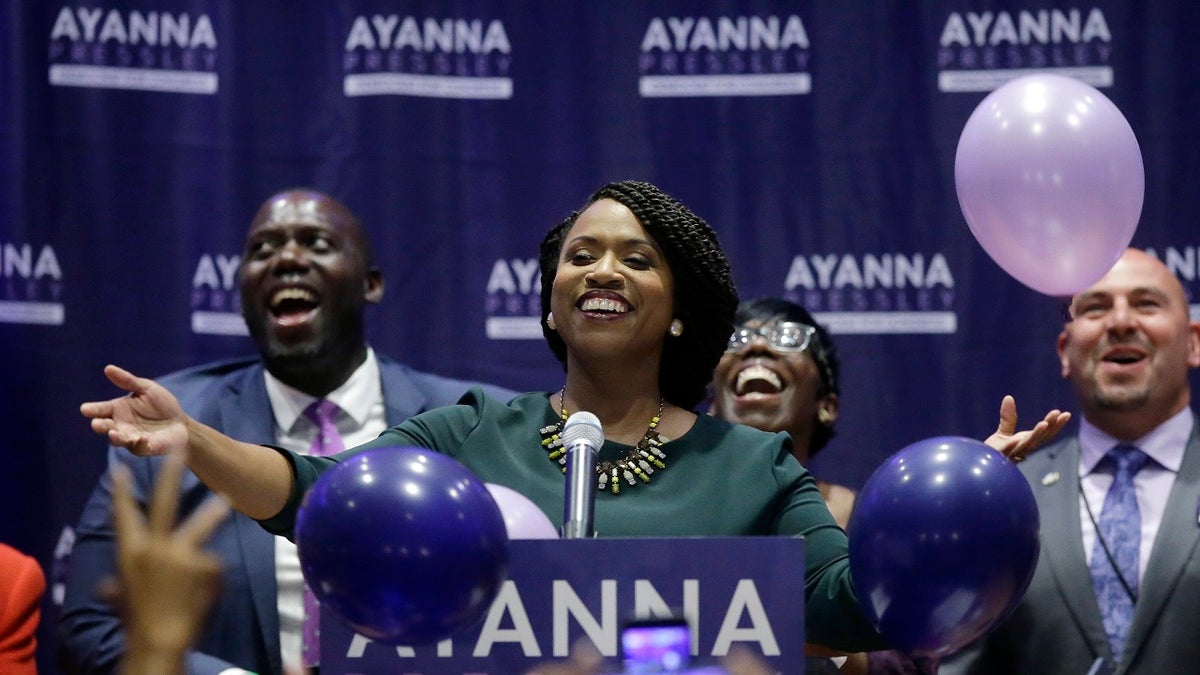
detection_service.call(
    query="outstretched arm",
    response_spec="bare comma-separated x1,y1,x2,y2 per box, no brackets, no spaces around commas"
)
81,364,295,520
984,395,1071,462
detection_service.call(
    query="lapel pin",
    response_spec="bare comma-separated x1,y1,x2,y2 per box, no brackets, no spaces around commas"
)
1041,471,1060,487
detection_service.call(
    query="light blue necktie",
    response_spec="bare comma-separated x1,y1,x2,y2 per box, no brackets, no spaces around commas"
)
1089,444,1149,662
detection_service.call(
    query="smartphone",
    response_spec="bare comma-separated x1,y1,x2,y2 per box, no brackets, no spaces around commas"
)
620,616,692,674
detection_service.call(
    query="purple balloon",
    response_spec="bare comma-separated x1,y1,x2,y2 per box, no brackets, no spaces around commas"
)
295,447,509,645
848,437,1039,657
485,483,560,540
955,73,1143,296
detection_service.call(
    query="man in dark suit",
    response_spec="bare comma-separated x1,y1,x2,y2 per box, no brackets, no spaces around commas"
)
942,248,1200,675
58,189,516,675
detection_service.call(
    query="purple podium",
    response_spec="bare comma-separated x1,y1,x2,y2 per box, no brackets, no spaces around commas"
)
321,536,806,674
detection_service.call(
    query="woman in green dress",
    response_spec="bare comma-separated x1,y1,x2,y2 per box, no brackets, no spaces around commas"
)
82,180,1062,655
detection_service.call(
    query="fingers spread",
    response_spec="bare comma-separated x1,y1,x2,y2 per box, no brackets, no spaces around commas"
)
147,451,187,535
80,401,113,419
176,495,232,548
110,464,145,552
103,364,150,393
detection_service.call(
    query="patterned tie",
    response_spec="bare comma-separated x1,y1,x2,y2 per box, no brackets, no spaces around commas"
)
1089,444,1149,662
302,399,345,668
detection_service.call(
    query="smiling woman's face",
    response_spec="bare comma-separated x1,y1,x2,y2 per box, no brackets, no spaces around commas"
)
710,317,829,450
550,198,675,362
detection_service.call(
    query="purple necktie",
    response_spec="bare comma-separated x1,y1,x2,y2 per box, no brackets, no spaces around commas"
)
301,399,344,668
1089,444,1149,662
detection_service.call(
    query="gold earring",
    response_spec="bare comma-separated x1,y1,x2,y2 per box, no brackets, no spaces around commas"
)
669,319,683,337
546,312,557,330
817,409,834,425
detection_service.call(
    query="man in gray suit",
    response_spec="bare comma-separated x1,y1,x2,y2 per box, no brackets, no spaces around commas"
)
58,189,516,675
943,248,1200,674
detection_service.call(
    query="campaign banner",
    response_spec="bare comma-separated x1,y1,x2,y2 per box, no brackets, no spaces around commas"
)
321,537,806,674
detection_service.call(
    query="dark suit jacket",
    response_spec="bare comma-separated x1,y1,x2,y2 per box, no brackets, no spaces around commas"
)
941,415,1200,675
57,355,516,675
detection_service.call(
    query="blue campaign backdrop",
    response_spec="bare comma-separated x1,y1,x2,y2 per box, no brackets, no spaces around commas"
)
3,2,1199,672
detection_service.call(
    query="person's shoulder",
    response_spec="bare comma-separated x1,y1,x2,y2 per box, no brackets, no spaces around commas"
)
395,388,545,444
451,387,545,412
692,414,790,453
0,543,38,570
818,480,858,501
0,543,45,599
818,480,859,528
152,356,264,413
376,354,520,402
1018,432,1077,478
405,386,543,417
155,355,261,388
696,413,784,441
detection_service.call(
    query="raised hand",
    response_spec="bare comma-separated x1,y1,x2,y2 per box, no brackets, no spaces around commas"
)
985,395,1071,463
81,365,189,456
108,451,230,675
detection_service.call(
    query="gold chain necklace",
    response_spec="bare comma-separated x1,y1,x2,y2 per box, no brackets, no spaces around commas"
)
539,389,668,495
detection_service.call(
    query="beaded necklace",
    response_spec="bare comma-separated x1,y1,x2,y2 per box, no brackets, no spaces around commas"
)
539,389,669,495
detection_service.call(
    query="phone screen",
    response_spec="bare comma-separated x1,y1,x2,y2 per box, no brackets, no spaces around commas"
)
620,618,691,674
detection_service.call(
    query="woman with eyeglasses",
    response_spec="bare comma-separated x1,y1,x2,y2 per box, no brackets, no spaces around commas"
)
81,180,1065,659
712,296,1069,528
710,297,1069,674
710,299,855,527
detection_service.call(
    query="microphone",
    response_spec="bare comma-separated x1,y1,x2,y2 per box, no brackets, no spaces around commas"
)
561,411,604,539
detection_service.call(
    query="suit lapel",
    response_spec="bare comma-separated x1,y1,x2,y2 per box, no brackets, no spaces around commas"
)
1123,419,1200,667
1035,439,1113,661
378,357,431,425
219,365,284,674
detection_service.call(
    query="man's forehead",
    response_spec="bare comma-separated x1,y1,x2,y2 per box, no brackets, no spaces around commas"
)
1075,253,1177,296
264,196,326,223
251,200,354,237
1072,285,1164,302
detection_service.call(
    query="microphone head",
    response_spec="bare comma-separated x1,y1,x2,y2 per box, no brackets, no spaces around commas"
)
562,411,604,448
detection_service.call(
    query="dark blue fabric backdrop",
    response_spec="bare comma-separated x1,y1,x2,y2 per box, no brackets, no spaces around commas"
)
3,2,1199,671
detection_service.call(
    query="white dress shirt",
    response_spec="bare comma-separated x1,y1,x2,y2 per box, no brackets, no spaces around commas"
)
264,349,388,674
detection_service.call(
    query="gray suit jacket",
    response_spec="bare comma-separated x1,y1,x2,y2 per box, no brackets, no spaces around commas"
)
58,354,517,675
941,415,1200,674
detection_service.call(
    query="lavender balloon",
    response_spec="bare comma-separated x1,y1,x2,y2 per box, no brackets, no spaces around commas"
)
485,483,560,539
955,73,1143,296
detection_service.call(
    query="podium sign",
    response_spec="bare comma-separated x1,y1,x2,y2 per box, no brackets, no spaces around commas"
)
321,536,806,674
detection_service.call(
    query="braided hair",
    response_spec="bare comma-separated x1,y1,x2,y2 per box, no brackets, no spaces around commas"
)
539,180,739,411
734,297,841,456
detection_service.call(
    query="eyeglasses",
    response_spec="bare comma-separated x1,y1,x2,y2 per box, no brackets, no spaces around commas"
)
726,321,817,354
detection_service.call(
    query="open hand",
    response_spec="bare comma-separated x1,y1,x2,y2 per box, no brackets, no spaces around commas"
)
107,451,229,672
81,365,189,456
985,395,1071,463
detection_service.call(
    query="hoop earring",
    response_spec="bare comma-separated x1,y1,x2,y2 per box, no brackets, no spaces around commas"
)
669,319,683,337
546,313,557,330
817,408,834,425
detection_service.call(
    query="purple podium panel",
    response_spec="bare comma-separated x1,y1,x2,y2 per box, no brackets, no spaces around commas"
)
322,536,806,674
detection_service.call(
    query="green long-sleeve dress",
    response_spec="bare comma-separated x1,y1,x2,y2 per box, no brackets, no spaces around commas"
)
259,388,886,653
